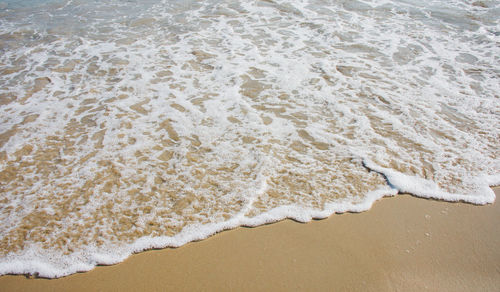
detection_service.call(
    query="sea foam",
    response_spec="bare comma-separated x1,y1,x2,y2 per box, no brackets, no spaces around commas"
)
0,0,498,278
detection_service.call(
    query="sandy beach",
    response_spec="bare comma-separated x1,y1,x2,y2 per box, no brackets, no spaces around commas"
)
2,1,500,290
0,187,498,291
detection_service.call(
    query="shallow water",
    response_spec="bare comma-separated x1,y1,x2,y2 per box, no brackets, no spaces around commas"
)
0,0,499,277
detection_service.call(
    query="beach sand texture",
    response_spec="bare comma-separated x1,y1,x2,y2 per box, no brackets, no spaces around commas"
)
0,187,498,291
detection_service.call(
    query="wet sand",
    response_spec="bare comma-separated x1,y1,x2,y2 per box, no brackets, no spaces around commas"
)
0,187,499,291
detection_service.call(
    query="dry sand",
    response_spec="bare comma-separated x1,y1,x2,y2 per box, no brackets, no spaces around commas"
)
0,188,499,292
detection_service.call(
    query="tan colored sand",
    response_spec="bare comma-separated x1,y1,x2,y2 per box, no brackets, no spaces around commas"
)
0,188,499,292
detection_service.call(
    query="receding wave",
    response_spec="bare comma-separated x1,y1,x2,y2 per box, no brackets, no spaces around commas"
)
0,0,499,278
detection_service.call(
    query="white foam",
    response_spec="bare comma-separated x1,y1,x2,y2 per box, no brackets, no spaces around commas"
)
0,0,498,278
363,159,497,204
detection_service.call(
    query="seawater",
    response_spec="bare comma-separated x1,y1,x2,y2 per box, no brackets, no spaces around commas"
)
0,0,499,278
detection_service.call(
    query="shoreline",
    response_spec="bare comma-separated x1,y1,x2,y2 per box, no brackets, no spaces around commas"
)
0,187,499,291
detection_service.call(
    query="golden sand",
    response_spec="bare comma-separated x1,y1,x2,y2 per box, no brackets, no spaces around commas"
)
0,188,499,291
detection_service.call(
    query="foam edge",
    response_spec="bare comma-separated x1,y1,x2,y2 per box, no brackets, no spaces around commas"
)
363,159,498,205
0,187,399,278
1,160,497,278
